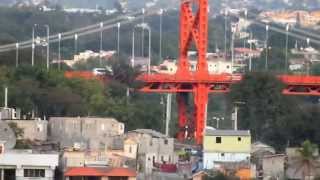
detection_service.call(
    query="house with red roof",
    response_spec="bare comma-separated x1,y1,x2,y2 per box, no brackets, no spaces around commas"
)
64,167,137,180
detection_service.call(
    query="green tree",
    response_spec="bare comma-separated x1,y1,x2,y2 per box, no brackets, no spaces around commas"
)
228,72,301,150
291,140,319,180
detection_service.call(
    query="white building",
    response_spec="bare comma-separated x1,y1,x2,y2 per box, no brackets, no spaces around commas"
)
157,59,233,74
0,148,58,180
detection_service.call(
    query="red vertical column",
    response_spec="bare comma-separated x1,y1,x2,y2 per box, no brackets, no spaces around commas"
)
196,0,209,77
177,1,191,76
194,84,208,144
177,93,189,141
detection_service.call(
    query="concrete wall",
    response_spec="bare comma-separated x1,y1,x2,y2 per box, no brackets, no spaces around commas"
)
263,155,285,180
6,119,47,141
49,117,124,149
203,152,250,169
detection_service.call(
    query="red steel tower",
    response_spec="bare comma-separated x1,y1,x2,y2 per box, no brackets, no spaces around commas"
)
139,0,238,144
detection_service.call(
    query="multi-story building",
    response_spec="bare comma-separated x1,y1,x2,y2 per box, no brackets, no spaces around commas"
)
126,129,177,174
0,146,59,180
203,129,251,169
48,117,124,150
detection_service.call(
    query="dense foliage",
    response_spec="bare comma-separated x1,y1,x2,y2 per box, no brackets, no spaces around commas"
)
0,65,163,131
229,73,320,150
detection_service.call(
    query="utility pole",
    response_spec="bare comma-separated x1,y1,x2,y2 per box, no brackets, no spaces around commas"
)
32,25,36,66
141,8,145,57
131,30,135,67
224,9,228,59
265,24,269,71
248,33,253,72
165,94,172,136
285,24,289,73
233,101,245,130
231,24,236,74
244,9,248,48
100,22,103,67
159,9,163,62
234,106,238,130
117,22,121,59
58,33,61,70
4,87,8,108
15,43,19,68
45,25,50,70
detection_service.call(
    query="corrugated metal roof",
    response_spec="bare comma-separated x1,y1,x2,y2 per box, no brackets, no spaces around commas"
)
205,129,250,136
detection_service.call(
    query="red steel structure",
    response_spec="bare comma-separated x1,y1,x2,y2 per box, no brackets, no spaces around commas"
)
138,0,320,144
139,0,230,144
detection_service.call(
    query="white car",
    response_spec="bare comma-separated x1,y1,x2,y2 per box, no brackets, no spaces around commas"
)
92,68,107,76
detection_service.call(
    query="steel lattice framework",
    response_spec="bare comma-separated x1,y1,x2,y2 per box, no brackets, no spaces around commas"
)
138,0,320,145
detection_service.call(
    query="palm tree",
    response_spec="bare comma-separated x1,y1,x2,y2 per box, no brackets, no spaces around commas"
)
292,140,319,180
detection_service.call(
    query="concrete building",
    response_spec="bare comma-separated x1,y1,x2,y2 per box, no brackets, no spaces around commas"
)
262,154,286,180
0,146,58,180
203,129,251,169
0,108,20,120
49,117,125,150
126,129,177,174
5,119,47,141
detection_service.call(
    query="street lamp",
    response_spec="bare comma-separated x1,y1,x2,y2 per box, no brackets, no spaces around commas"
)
74,33,78,57
285,24,290,73
15,43,19,68
212,116,224,129
135,23,151,74
265,24,269,71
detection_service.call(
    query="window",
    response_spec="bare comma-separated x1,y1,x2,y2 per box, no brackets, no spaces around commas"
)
216,137,222,143
24,169,45,177
161,156,164,162
164,139,168,145
221,153,225,157
238,137,242,142
129,146,132,153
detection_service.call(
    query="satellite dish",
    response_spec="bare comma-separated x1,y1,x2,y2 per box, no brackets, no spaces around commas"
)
0,121,16,149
